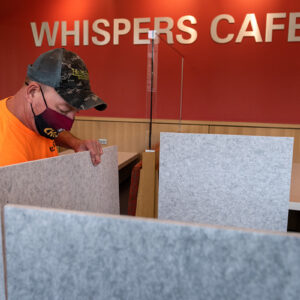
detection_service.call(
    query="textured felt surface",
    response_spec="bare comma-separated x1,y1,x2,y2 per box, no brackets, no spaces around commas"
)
159,133,294,231
4,204,300,300
0,215,5,300
0,146,119,215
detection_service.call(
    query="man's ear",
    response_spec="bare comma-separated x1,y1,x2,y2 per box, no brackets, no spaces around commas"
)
24,82,40,104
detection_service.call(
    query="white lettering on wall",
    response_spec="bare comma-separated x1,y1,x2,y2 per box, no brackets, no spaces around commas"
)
133,18,151,45
176,15,197,44
113,19,131,45
236,14,263,43
288,13,300,42
83,20,89,45
92,19,110,45
265,13,286,42
61,21,80,46
210,14,235,44
30,17,196,46
210,13,300,44
30,13,300,47
154,17,174,44
31,22,59,47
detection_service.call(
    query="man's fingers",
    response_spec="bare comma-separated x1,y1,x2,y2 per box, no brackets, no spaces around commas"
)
89,141,102,166
93,155,101,165
98,142,103,155
90,152,101,166
73,139,103,166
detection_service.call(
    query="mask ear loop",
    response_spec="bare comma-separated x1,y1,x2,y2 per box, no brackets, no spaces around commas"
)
25,82,49,114
30,103,36,116
39,85,48,108
25,82,37,116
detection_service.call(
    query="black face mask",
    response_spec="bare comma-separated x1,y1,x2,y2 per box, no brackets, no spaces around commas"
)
30,86,74,140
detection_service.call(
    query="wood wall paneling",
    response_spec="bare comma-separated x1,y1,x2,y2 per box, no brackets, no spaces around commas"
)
151,123,208,148
71,120,149,153
69,117,300,163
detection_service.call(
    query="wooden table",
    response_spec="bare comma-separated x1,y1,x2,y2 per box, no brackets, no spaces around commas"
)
118,152,139,170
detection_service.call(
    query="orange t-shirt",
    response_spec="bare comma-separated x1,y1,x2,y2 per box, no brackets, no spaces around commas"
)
0,97,58,167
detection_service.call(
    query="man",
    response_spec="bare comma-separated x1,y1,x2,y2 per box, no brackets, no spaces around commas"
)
0,48,107,167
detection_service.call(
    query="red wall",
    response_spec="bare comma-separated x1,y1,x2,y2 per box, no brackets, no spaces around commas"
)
0,0,300,123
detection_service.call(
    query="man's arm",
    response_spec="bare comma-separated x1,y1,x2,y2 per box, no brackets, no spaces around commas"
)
55,131,103,166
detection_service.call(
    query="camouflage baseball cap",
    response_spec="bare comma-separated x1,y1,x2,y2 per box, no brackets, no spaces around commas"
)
27,48,107,111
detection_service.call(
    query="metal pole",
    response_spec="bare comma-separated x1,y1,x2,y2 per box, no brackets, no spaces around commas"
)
149,37,154,149
179,57,184,131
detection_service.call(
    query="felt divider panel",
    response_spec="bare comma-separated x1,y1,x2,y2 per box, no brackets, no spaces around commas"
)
4,205,300,300
159,133,294,231
0,214,5,300
0,146,119,215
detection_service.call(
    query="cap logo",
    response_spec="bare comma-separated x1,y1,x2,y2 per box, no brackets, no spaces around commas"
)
71,68,89,80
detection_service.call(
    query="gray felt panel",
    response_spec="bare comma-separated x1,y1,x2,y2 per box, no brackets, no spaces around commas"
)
4,205,300,300
159,133,294,231
0,146,119,215
0,214,5,300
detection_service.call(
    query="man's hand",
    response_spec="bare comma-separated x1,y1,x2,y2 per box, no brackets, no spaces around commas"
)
73,139,103,166
55,131,103,166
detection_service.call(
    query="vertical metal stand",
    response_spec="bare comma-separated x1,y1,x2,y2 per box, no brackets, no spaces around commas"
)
149,37,154,150
146,32,184,147
179,57,184,132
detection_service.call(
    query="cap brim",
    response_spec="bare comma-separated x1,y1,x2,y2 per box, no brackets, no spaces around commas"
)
79,93,107,111
55,87,107,111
